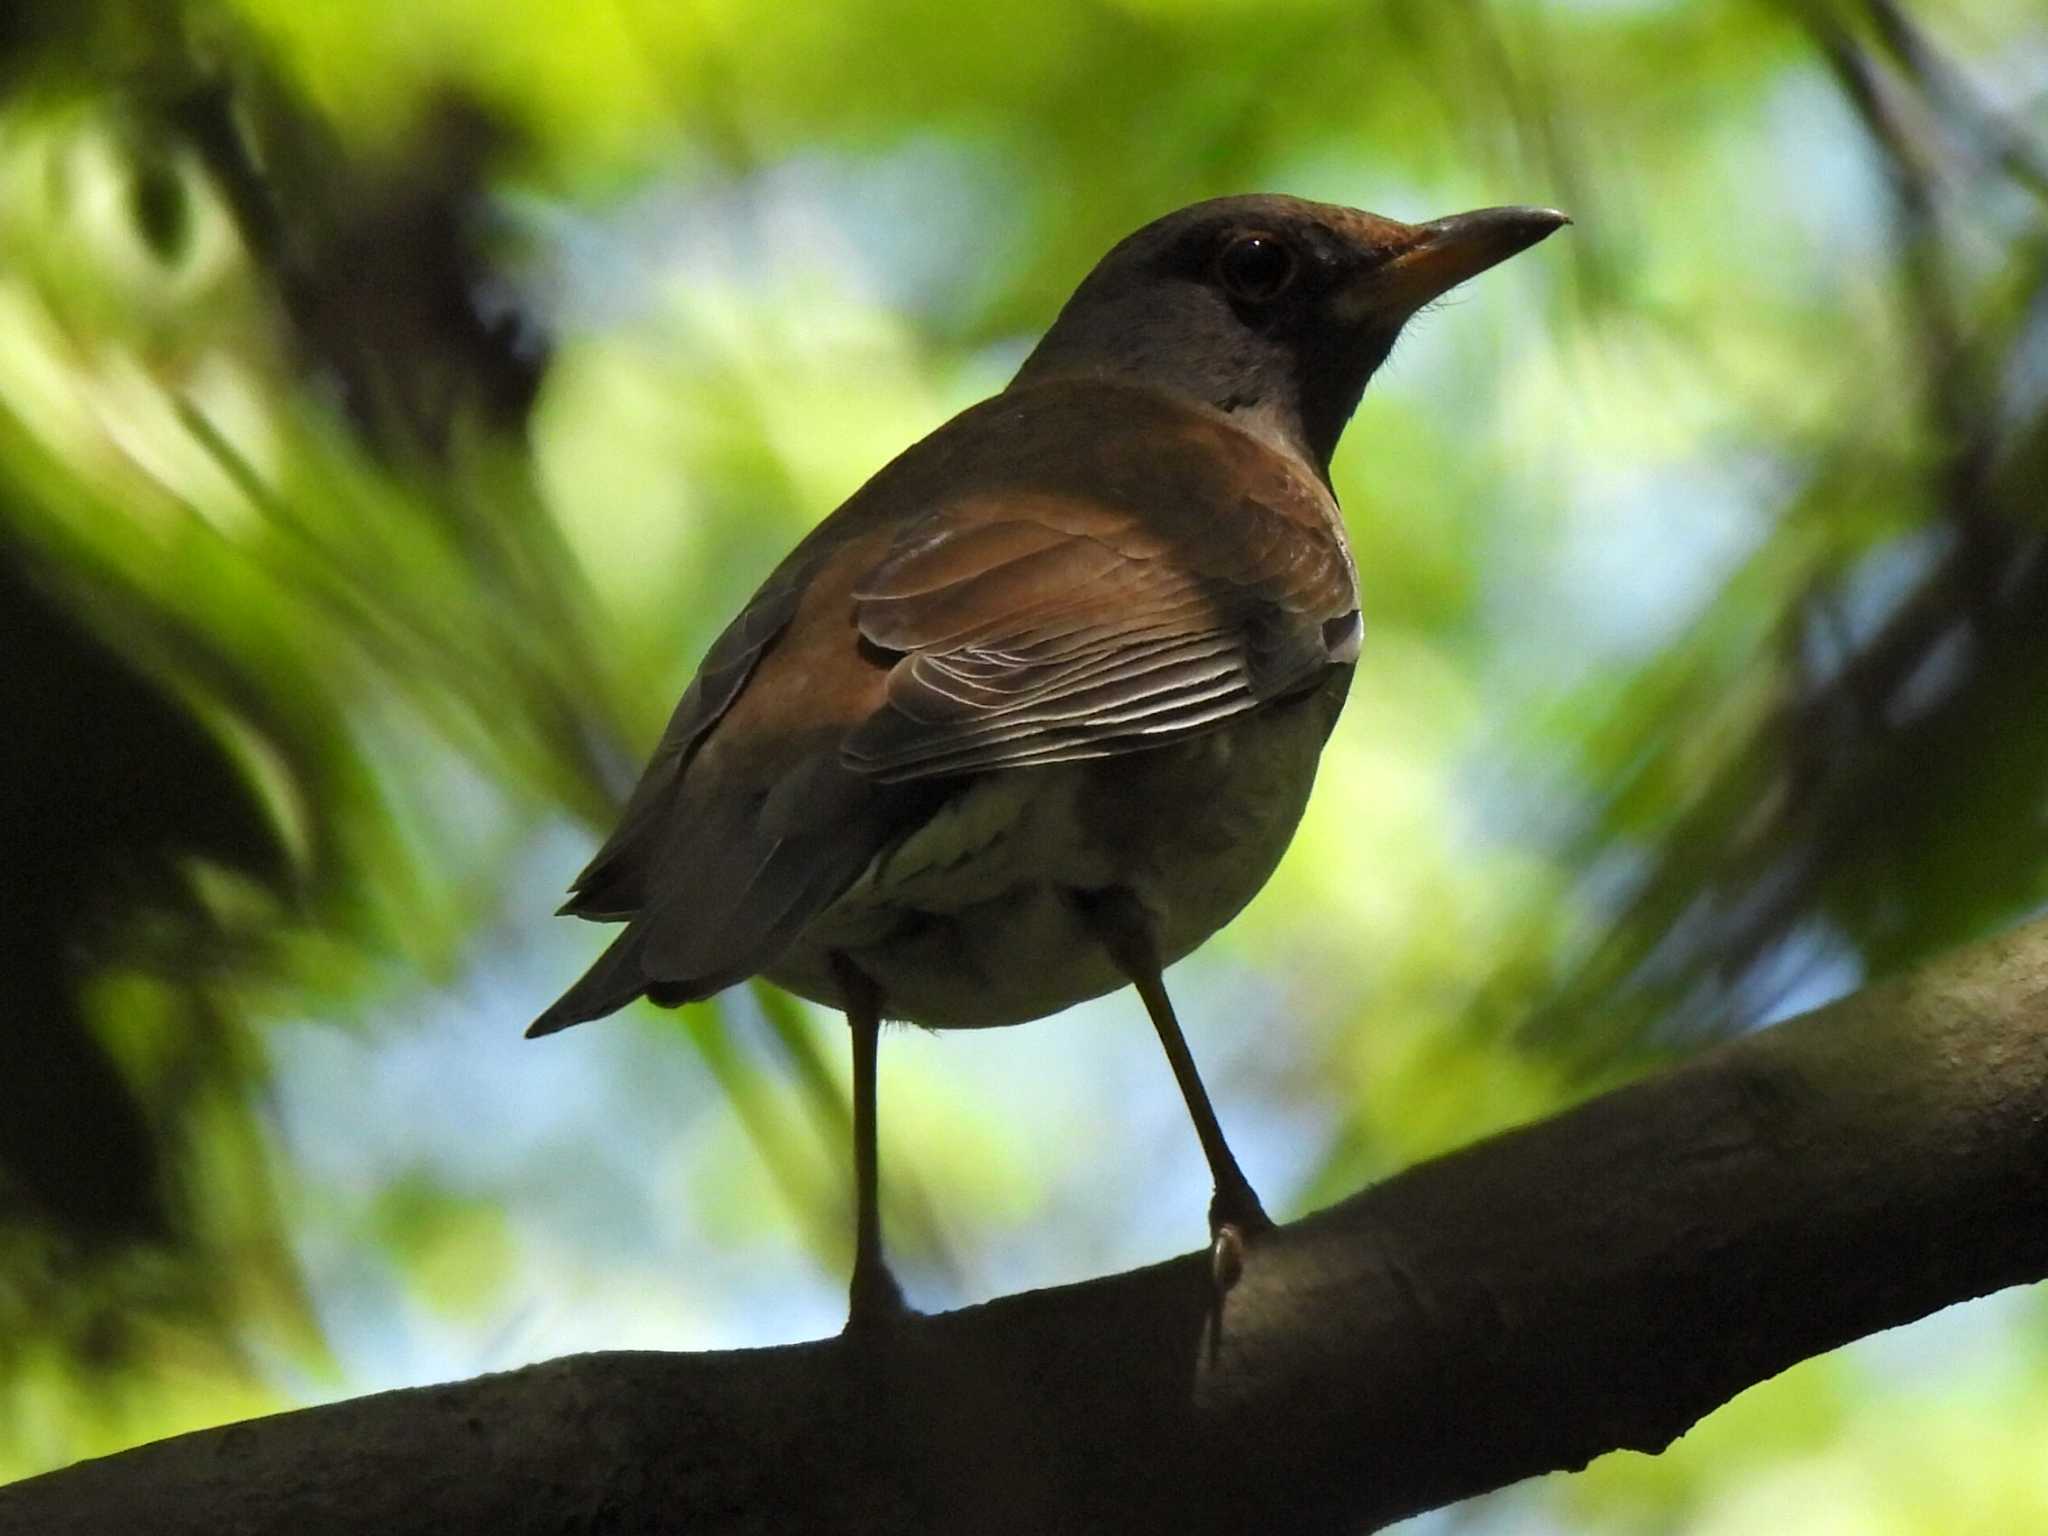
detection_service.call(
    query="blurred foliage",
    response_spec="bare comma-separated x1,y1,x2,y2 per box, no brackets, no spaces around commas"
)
1,0,2046,1528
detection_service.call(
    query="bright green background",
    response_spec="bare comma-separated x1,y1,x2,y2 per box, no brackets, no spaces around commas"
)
3,0,2047,1528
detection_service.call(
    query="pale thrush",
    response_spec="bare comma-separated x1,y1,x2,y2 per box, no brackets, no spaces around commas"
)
530,194,1568,1326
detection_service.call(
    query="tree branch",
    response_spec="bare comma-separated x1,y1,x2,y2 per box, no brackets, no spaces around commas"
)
7,917,2048,1535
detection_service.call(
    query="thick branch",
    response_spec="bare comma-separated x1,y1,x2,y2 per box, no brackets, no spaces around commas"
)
7,918,2048,1535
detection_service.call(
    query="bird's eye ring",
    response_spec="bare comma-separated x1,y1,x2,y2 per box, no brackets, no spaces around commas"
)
1216,233,1297,303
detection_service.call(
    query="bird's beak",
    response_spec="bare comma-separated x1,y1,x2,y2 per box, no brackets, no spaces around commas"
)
1342,205,1570,320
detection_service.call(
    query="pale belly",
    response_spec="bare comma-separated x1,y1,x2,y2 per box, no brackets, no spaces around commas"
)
765,672,1349,1027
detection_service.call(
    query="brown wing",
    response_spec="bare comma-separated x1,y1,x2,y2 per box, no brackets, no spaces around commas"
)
558,556,814,921
532,509,933,1032
842,453,1357,781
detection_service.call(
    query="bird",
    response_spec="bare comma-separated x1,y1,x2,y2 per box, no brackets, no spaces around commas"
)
529,193,1567,1328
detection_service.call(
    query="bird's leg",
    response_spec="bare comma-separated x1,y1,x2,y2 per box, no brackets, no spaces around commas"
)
1077,889,1272,1292
831,952,906,1331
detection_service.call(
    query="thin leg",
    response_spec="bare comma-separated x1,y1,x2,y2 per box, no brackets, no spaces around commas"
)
831,952,905,1331
1077,889,1272,1284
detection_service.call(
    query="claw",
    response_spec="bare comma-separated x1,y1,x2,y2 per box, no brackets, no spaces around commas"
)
1210,1223,1248,1294
1206,1173,1273,1294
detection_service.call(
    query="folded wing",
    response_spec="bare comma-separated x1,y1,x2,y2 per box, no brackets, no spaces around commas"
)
843,486,1357,780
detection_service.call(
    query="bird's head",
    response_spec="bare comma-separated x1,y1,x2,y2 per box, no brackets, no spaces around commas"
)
1013,193,1568,475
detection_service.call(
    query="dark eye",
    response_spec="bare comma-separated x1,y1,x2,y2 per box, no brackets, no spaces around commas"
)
1216,233,1297,302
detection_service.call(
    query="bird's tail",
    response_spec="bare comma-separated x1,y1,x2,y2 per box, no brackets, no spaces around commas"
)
527,925,657,1037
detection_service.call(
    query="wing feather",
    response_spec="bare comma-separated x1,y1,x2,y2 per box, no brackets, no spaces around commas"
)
842,491,1355,782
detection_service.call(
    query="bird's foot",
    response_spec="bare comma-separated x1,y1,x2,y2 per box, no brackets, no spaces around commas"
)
842,1256,910,1336
1206,1183,1274,1297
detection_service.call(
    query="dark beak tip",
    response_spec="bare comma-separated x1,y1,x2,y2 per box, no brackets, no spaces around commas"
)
1481,205,1573,246
1401,206,1573,278
1426,204,1571,240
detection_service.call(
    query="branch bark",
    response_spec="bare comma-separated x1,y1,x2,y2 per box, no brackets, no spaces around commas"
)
7,917,2048,1535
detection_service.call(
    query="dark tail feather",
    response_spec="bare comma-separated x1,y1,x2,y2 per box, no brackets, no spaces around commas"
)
527,926,656,1037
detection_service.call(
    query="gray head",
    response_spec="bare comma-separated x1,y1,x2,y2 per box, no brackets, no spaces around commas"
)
1012,193,1567,475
